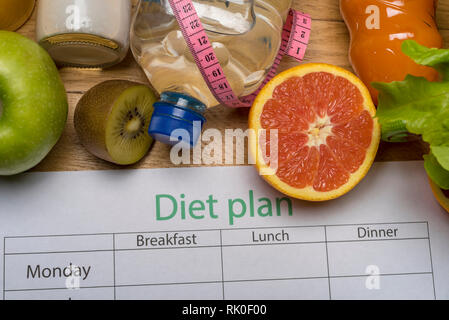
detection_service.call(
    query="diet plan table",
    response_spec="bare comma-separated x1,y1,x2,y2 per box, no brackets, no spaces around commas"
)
0,161,449,300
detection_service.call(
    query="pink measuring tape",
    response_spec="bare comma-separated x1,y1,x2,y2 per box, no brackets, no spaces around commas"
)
168,0,311,108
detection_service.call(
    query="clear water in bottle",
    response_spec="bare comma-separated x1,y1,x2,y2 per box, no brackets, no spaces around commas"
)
130,0,292,146
131,0,291,107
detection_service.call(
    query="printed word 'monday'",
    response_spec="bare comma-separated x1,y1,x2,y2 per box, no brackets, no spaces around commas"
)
26,263,91,281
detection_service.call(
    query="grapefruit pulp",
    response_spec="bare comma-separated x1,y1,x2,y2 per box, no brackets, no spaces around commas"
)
249,64,381,201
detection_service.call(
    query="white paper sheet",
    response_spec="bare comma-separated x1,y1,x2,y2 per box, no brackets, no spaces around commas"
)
0,161,448,300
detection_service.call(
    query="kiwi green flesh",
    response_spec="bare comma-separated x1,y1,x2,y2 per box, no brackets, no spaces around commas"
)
105,85,156,165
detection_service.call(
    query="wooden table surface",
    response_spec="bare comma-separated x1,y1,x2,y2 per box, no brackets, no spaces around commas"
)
16,0,449,173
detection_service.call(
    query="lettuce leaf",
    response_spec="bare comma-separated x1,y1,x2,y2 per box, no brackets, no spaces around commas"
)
373,40,449,190
431,145,449,171
424,153,449,190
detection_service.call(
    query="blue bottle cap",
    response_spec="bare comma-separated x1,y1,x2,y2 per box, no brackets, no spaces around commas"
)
148,92,206,147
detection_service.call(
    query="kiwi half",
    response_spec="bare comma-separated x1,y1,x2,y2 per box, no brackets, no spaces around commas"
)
74,80,157,165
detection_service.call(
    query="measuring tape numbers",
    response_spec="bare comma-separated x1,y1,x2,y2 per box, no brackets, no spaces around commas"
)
168,0,311,108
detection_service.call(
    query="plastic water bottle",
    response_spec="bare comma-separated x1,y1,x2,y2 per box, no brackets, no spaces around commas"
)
131,0,292,146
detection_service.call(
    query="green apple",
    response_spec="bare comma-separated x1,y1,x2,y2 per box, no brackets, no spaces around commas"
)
0,31,68,175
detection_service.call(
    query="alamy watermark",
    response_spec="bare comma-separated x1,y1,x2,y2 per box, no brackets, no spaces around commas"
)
169,121,279,175
65,264,81,291
365,265,381,290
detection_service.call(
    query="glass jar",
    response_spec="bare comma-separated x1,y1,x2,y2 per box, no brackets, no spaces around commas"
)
36,0,131,68
0,0,35,31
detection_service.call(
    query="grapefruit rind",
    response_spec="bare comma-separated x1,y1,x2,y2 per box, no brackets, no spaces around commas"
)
249,63,381,201
429,178,449,213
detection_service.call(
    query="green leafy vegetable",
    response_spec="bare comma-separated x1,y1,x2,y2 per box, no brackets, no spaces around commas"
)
431,145,449,171
373,40,449,190
424,153,449,190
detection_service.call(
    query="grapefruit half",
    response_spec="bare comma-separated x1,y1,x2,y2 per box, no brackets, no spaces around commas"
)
249,63,380,201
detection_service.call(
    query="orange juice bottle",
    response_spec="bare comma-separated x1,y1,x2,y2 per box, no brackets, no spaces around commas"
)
340,0,442,104
0,0,35,31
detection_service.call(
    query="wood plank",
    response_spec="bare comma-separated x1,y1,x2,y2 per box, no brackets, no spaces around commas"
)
31,93,429,173
9,0,448,172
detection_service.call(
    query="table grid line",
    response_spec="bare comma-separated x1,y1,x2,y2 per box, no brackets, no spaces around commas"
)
426,222,437,300
3,272,435,293
3,237,432,256
2,237,4,301
112,234,116,301
219,229,225,300
324,226,332,300
2,221,429,239
2,221,436,300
